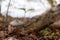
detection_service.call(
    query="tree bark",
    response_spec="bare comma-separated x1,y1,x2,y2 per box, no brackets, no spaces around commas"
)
22,4,60,32
4,0,11,26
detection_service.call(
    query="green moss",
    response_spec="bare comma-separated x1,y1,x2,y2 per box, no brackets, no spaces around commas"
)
49,0,53,4
39,29,51,35
51,32,55,37
57,34,60,37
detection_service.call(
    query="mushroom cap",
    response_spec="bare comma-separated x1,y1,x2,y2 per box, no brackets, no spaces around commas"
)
10,20,24,26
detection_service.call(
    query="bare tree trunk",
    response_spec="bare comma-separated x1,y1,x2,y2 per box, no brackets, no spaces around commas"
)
0,4,1,14
0,0,2,15
23,10,27,22
4,0,11,26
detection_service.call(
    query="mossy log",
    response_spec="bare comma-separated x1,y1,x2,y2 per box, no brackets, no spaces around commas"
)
8,4,60,36
22,4,60,33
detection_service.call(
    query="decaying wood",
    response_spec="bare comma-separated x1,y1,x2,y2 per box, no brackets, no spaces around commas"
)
21,4,60,32
2,5,60,36
7,4,60,36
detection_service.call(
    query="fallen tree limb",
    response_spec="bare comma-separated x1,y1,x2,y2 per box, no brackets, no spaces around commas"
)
8,4,60,36
22,4,60,32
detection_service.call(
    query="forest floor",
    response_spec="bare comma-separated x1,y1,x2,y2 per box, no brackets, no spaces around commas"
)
0,25,60,40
